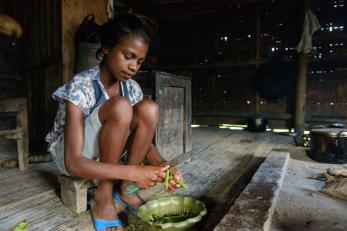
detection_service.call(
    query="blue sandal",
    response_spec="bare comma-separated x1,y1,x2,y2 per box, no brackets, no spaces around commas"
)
90,198,124,231
113,191,137,214
93,218,123,231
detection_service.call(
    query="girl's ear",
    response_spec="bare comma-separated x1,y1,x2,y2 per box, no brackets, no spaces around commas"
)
102,47,110,55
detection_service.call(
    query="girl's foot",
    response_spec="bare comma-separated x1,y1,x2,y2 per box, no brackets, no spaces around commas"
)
92,197,123,231
117,182,146,211
120,191,145,209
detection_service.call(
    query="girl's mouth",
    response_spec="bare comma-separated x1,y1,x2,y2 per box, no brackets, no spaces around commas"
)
122,72,132,80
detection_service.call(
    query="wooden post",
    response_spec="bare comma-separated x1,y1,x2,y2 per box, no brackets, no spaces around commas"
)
16,99,29,171
295,0,311,145
295,53,308,144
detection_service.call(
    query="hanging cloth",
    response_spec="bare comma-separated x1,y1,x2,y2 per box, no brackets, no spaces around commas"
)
297,9,321,54
107,0,114,18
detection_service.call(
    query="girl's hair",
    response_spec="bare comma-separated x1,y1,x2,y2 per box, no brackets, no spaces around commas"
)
96,13,156,60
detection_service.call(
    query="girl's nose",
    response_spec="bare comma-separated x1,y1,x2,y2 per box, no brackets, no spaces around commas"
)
129,62,138,72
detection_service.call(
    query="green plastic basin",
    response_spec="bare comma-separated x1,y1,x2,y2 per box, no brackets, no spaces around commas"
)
137,196,207,231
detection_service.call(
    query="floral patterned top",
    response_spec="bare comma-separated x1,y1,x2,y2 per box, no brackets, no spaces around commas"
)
45,65,143,156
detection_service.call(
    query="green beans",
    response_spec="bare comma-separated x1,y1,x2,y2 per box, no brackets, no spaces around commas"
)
164,169,188,191
149,212,191,223
165,169,170,191
172,175,188,189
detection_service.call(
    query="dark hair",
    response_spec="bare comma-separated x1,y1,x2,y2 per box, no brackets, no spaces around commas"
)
96,13,155,60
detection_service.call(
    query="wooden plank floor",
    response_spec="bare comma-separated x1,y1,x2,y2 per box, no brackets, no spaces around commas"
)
0,127,295,231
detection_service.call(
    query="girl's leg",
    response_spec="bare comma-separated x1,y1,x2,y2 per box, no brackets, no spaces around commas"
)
120,99,159,206
92,97,132,224
127,99,159,165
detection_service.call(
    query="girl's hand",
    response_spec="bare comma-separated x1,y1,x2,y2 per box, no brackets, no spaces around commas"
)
168,167,184,192
157,167,184,192
133,165,169,189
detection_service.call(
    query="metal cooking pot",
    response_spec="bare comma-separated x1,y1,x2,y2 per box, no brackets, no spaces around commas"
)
309,127,347,164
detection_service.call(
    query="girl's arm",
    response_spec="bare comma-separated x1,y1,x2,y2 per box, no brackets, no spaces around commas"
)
64,101,168,187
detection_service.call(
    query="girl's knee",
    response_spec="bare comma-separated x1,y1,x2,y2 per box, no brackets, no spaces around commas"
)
136,99,159,123
100,96,132,123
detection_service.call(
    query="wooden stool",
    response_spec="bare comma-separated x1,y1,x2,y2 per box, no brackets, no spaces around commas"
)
58,175,95,213
0,98,29,171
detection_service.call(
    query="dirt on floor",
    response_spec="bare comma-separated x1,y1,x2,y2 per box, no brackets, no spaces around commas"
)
272,147,347,231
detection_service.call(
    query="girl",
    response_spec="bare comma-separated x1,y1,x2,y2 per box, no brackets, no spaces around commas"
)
46,14,183,231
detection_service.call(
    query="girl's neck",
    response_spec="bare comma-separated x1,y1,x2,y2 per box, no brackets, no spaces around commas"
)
99,64,119,88
99,64,121,97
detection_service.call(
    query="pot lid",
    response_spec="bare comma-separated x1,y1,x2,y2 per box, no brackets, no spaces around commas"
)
311,128,347,137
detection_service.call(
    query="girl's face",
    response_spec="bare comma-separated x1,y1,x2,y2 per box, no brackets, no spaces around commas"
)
103,35,149,81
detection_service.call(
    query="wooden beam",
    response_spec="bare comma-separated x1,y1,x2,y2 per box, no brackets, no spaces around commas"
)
160,60,266,70
139,0,263,18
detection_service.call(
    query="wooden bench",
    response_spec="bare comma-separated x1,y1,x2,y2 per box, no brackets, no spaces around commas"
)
58,175,95,213
0,98,29,171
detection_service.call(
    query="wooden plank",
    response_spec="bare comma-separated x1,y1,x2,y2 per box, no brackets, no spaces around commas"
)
51,213,94,231
161,109,184,124
157,125,184,145
0,181,56,208
214,151,290,231
155,72,187,87
0,167,57,194
167,127,238,167
138,70,192,158
155,72,192,156
195,135,293,229
0,161,58,180
157,124,184,160
0,191,61,230
160,87,184,109
0,98,26,112
17,101,29,171
0,162,60,207
138,130,257,200
0,129,21,139
185,79,192,152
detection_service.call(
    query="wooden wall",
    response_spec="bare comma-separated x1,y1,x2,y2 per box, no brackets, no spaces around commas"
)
61,0,108,82
3,0,62,150
156,1,347,129
0,1,25,100
1,0,108,151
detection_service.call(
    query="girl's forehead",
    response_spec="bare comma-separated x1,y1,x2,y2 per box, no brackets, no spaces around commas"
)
118,35,149,48
115,35,149,55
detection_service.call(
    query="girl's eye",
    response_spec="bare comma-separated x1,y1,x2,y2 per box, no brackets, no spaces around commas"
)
124,53,132,59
